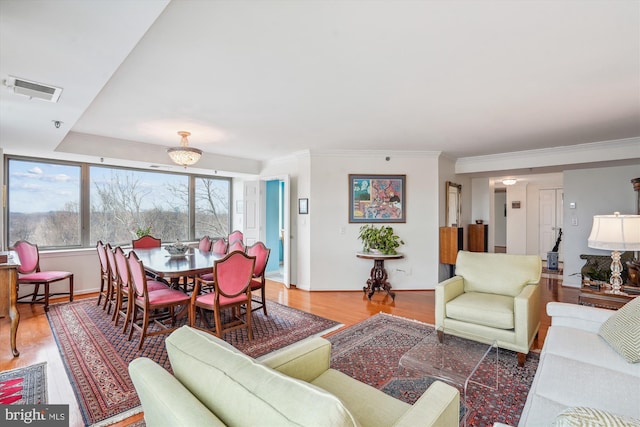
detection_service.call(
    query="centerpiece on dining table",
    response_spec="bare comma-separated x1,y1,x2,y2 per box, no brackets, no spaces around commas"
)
165,241,190,257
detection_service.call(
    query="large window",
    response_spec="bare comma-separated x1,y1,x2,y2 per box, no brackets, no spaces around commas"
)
6,157,231,249
8,159,81,247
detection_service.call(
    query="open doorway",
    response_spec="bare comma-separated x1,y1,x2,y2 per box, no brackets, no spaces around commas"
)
265,179,285,282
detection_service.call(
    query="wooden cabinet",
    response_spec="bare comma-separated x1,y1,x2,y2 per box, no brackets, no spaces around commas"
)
1,262,20,356
439,227,463,265
468,224,488,252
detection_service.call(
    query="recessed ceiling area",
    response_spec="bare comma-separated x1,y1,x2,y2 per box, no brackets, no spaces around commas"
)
1,0,638,173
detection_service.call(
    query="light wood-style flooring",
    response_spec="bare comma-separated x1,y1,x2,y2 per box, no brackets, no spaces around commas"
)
1,271,577,427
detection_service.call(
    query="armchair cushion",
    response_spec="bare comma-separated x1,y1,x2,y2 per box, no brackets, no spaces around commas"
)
446,292,515,329
456,251,541,297
166,326,357,427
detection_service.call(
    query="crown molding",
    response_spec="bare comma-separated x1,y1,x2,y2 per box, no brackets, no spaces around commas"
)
455,137,640,174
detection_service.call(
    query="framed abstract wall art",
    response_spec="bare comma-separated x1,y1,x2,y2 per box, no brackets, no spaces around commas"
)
348,174,406,223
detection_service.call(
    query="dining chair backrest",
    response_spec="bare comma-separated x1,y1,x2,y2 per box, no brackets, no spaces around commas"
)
96,241,109,276
132,235,161,249
214,251,255,298
228,230,244,244
246,242,271,278
13,240,40,274
198,236,212,252
113,246,130,289
105,243,118,282
127,251,148,299
212,239,228,254
227,239,245,253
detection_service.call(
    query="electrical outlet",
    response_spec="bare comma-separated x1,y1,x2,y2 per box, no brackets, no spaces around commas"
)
571,216,578,226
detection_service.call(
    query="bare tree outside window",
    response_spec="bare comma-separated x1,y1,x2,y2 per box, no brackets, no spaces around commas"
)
6,158,231,250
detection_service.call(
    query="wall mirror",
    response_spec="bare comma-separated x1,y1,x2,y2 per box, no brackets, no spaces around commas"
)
445,181,462,227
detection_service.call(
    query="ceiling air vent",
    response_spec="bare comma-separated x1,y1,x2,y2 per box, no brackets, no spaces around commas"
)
4,76,63,102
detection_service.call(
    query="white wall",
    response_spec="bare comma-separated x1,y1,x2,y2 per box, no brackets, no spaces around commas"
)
494,191,507,247
307,151,441,291
562,163,639,287
506,184,528,254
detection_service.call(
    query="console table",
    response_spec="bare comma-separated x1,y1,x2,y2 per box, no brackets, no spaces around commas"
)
356,252,403,301
1,260,20,357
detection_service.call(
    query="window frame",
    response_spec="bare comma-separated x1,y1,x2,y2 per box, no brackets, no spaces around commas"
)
4,155,232,250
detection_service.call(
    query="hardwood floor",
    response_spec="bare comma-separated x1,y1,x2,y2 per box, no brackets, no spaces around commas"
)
1,271,578,427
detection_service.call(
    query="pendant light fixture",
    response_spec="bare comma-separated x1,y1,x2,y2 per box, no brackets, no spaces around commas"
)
167,131,202,167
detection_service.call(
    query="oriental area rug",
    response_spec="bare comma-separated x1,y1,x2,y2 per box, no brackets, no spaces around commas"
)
47,297,340,426
0,362,47,405
327,313,539,427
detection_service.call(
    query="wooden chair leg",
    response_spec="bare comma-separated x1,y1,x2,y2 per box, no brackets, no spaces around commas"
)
261,289,267,316
44,283,50,312
69,276,74,302
246,301,252,341
97,278,105,307
437,329,444,343
138,309,150,350
214,309,223,338
517,352,527,367
32,284,40,302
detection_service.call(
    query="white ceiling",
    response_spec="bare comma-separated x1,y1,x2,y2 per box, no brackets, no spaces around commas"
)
1,0,639,172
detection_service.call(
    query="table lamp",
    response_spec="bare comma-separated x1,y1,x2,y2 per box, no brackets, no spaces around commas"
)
587,212,640,295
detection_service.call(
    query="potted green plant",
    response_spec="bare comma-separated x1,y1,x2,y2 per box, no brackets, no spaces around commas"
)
358,225,404,255
135,226,152,238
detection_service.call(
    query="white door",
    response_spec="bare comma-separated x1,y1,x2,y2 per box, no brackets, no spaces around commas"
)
539,189,563,260
243,181,260,246
244,176,291,288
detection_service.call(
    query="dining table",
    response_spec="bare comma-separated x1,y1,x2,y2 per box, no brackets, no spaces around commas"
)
129,247,225,287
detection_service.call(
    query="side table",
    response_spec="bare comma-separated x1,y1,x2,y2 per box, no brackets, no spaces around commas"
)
356,252,403,300
579,286,637,310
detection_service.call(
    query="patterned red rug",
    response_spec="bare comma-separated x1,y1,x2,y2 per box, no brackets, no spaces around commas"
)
0,362,47,405
47,298,340,426
327,313,538,427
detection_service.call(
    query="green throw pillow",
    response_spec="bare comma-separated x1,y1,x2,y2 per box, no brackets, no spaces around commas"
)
598,297,640,363
552,406,640,427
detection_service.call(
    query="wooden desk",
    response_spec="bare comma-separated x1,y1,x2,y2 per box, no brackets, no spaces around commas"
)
356,252,404,301
1,261,20,357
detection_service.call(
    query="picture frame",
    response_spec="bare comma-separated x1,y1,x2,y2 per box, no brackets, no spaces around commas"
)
348,174,406,223
298,198,309,214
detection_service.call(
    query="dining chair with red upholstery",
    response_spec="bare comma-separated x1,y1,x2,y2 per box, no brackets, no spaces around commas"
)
96,241,111,310
127,251,190,350
132,235,161,249
246,242,271,315
113,246,167,334
211,238,228,255
227,230,244,245
198,236,212,252
190,251,256,340
104,243,119,316
13,240,74,312
227,239,245,253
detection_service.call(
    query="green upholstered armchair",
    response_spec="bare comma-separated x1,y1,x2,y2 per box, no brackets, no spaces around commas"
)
435,251,542,367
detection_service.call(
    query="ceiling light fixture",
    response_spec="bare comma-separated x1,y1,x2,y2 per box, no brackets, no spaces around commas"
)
167,131,202,167
502,179,517,186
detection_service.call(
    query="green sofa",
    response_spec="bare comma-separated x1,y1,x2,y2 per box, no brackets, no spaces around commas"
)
129,326,460,427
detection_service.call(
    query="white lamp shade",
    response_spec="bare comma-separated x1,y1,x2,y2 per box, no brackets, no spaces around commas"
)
588,213,640,251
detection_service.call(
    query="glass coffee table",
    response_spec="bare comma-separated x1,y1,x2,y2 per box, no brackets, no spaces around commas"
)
399,329,499,426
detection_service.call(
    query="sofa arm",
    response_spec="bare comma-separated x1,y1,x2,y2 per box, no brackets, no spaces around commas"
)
259,336,331,382
393,380,459,427
129,358,225,427
547,302,615,333
514,284,541,352
435,276,464,327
